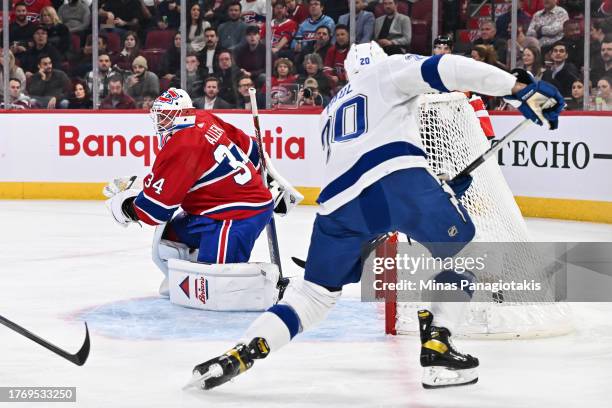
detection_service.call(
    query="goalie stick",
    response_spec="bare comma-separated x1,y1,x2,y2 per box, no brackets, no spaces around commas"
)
248,88,283,277
0,315,90,366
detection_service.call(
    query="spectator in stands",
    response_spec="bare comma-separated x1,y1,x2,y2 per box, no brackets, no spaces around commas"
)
522,0,544,17
269,57,297,98
187,2,212,52
565,79,585,110
324,24,350,88
58,0,91,37
73,35,112,78
234,74,264,109
526,0,569,54
432,35,453,55
286,0,309,25
594,76,612,110
124,55,160,104
160,32,181,80
471,44,507,71
202,0,233,26
27,54,70,108
86,53,118,100
63,79,93,109
599,0,612,16
262,0,297,58
298,53,331,100
325,0,348,23
39,6,71,55
169,52,206,97
495,0,532,40
200,27,221,74
297,77,326,107
522,45,545,78
218,1,247,50
590,20,611,62
99,0,144,33
338,0,374,44
374,0,411,55
240,0,266,25
193,76,233,109
542,41,579,97
234,25,266,84
214,49,240,105
506,23,540,68
113,31,141,71
10,0,51,21
156,0,180,30
591,35,612,83
19,26,63,74
5,78,31,109
297,25,332,70
100,75,137,108
292,0,335,53
562,19,583,69
0,50,26,100
7,2,35,54
473,20,507,65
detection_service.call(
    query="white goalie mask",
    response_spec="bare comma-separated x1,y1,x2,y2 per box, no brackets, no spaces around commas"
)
150,88,196,147
344,42,389,81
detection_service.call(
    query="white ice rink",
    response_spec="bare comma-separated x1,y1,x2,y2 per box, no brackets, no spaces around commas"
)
1,200,611,408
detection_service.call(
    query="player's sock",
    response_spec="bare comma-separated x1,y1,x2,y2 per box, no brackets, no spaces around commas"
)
418,309,479,389
240,304,298,351
427,269,475,333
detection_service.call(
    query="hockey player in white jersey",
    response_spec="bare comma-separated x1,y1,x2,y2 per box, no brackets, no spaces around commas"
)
188,42,565,390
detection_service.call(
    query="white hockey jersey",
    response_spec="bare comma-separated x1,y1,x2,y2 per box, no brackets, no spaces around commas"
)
316,53,517,214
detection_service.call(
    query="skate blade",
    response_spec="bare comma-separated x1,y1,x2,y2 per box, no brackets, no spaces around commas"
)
182,363,223,391
422,367,478,389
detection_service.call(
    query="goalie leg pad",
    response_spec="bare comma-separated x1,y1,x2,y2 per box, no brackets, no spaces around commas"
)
168,259,280,311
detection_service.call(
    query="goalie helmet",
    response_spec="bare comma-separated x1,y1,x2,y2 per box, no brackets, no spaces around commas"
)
344,42,389,81
150,88,196,147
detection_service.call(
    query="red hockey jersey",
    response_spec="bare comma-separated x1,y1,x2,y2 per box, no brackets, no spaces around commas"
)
133,111,272,225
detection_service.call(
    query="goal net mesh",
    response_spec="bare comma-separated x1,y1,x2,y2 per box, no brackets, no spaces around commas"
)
389,93,572,339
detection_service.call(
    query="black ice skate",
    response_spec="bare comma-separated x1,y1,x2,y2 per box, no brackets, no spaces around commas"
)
185,337,270,391
418,309,479,389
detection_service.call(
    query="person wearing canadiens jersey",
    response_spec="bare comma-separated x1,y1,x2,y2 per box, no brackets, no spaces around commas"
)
103,88,303,311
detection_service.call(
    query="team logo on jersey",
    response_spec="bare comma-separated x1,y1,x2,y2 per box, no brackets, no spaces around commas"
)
448,226,458,237
195,277,209,304
179,276,190,298
157,89,180,103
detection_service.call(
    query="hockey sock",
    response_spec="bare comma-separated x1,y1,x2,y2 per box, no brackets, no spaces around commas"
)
428,270,475,333
240,308,294,352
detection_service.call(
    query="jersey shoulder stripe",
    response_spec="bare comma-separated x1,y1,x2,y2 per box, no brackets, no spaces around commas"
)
420,55,449,93
134,192,176,223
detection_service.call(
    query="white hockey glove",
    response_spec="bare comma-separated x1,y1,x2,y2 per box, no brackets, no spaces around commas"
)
264,153,303,216
102,176,142,198
105,189,140,227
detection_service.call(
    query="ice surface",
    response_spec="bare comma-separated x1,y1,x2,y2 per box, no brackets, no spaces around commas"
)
0,201,611,407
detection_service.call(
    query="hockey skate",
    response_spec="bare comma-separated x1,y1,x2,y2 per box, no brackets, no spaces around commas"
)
418,309,479,389
185,337,270,391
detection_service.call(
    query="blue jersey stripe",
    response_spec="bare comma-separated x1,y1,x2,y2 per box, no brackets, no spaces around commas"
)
203,200,273,215
268,304,300,339
421,55,449,93
317,141,426,204
248,139,261,169
134,193,176,222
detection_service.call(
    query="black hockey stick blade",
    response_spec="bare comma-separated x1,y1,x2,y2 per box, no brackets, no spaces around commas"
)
291,256,306,269
0,315,90,366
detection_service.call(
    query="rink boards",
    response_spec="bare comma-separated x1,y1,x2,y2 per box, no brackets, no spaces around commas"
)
0,110,611,223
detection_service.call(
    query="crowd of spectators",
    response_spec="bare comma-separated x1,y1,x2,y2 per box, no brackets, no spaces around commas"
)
0,0,611,110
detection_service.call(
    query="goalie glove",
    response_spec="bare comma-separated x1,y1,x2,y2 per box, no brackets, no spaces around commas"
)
263,153,304,216
504,69,565,130
105,189,140,227
102,176,142,198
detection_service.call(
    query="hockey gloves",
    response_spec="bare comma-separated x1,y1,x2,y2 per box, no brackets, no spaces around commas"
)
505,69,565,130
446,174,473,200
103,176,142,227
263,152,304,216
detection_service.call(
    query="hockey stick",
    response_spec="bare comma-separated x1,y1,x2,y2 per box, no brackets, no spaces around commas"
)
0,315,90,366
452,119,531,181
248,88,283,276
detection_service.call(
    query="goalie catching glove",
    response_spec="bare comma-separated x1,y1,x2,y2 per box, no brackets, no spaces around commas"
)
103,176,142,227
505,69,565,130
264,153,304,216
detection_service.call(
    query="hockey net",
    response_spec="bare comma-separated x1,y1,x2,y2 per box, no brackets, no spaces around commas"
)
382,92,573,339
